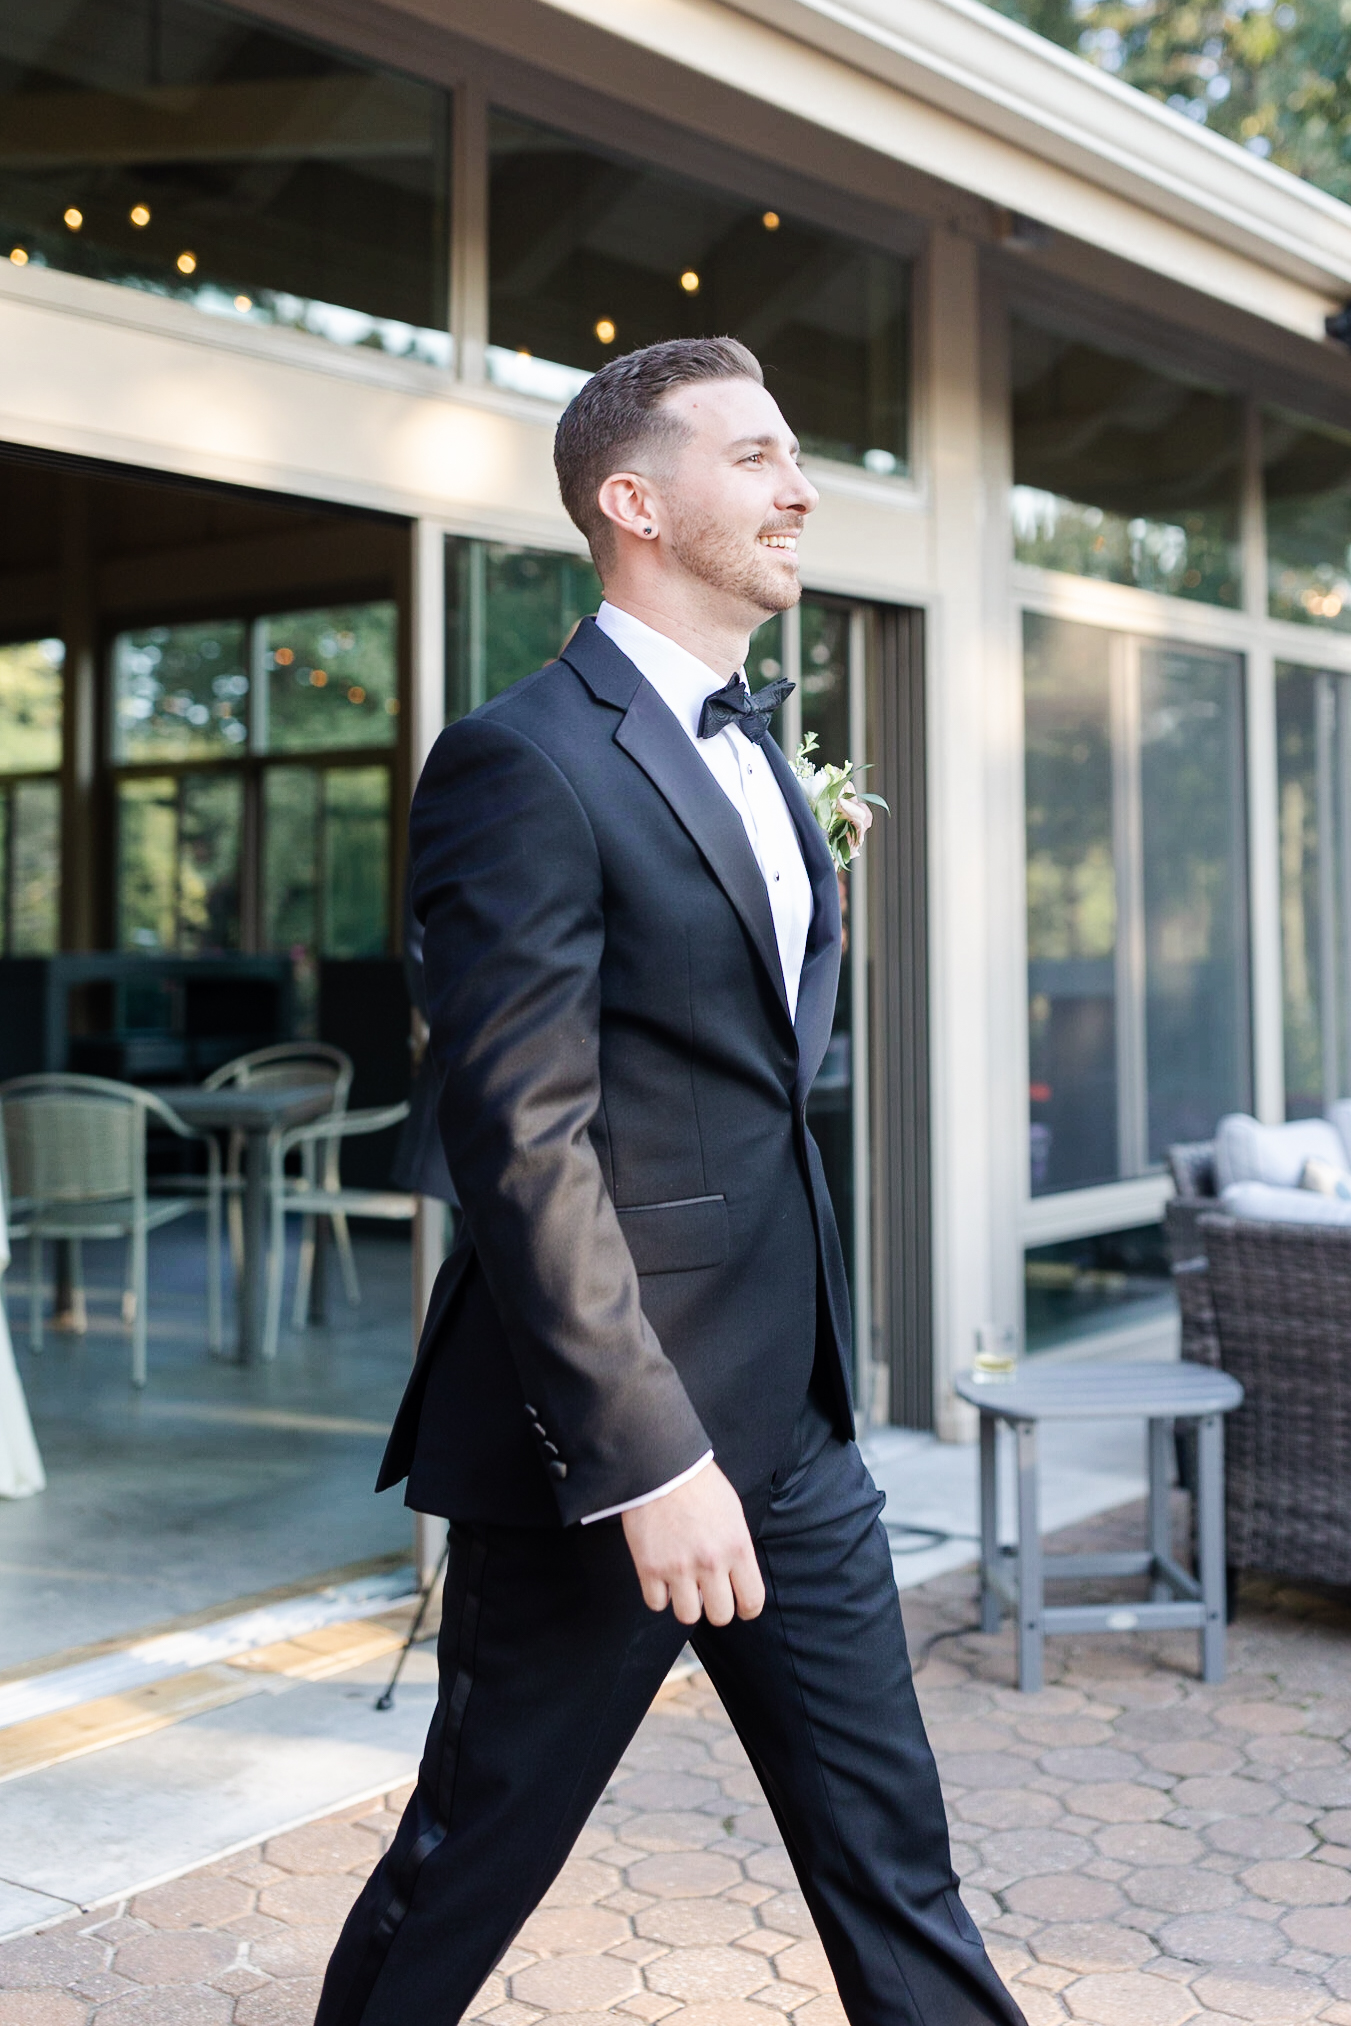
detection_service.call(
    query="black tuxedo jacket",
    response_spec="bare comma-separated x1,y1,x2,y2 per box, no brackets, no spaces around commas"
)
379,618,853,1527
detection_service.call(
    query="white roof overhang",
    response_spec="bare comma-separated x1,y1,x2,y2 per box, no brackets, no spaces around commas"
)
526,0,1351,341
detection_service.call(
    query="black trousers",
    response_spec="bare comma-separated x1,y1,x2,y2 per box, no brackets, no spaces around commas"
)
316,1401,1025,2026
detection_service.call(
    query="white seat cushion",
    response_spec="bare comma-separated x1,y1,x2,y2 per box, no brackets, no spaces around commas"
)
1327,1100,1351,1168
1214,1113,1349,1192
1221,1180,1351,1227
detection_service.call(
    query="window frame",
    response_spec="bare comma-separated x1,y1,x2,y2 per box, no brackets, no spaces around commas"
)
104,603,403,962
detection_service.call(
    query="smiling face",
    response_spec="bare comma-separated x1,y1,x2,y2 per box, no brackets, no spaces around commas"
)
656,377,818,624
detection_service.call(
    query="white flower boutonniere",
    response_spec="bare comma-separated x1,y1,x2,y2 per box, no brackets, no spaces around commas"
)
790,733,889,872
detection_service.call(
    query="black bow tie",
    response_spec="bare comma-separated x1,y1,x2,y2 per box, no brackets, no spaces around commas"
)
697,674,794,745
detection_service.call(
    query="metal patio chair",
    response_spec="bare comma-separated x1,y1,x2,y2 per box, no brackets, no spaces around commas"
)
262,1100,413,1362
0,1073,222,1387
205,1042,355,1325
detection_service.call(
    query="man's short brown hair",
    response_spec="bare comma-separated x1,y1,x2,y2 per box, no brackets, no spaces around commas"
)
554,337,763,568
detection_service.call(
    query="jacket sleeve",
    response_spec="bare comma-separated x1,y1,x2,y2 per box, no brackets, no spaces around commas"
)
410,713,712,1524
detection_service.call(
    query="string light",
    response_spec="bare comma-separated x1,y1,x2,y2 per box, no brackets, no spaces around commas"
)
274,648,294,666
594,318,616,343
176,251,196,275
309,669,328,687
63,207,83,231
680,270,700,293
233,295,252,312
9,248,28,266
762,211,780,230
347,685,366,705
130,204,151,227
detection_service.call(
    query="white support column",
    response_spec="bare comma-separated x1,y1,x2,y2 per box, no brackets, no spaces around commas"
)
409,516,451,1588
926,228,994,1441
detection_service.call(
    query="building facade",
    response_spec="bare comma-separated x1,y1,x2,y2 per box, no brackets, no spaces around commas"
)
4,0,1351,1438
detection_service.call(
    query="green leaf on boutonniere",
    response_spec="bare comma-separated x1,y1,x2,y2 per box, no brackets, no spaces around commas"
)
790,732,888,872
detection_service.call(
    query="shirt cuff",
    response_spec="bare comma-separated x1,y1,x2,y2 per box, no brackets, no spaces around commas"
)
579,1450,715,1526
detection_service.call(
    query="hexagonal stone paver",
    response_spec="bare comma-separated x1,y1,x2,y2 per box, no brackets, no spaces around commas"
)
1280,1903,1351,1951
262,1823,379,1874
0,1995,90,2026
633,1902,756,1948
1242,1858,1351,1905
128,1878,256,1930
1215,1704,1308,1735
111,1930,241,1985
1095,1823,1206,1865
510,1954,641,2011
644,1946,772,2002
1155,1911,1284,1963
1121,1865,1240,1913
1063,1969,1197,2024
975,1829,1094,1877
622,1813,727,1854
1202,1815,1315,1859
763,1938,833,1991
0,1935,108,1991
626,1855,745,1899
957,1789,1065,1830
515,1906,631,1955
1004,1874,1124,1920
255,1874,362,1926
94,1989,235,2025
1030,1920,1155,1971
234,1980,324,2025
1066,1782,1172,1823
1190,1964,1328,2019
1168,1775,1275,1815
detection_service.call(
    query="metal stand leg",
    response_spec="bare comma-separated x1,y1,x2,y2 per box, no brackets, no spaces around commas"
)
1148,1416,1171,1601
1015,1418,1043,1693
1196,1412,1227,1682
979,1413,1000,1633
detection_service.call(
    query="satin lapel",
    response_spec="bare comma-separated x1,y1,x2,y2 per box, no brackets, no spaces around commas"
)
763,737,842,1095
614,681,792,1025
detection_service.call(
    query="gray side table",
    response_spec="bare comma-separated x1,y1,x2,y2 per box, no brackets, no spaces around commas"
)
954,1363,1244,1693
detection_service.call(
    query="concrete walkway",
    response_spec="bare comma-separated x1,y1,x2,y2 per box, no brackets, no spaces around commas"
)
4,1500,1351,2026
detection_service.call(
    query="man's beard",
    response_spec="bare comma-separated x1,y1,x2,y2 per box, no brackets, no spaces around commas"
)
666,501,801,616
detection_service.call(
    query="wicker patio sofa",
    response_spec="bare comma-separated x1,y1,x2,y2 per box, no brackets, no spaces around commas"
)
1198,1211,1351,1592
1164,1140,1221,1369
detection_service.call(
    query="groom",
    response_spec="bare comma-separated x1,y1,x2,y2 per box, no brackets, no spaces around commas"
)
317,338,1023,2026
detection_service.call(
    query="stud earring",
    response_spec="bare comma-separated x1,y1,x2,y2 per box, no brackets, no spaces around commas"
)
644,525,654,535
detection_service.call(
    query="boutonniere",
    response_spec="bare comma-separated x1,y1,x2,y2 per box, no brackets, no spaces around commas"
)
790,733,888,872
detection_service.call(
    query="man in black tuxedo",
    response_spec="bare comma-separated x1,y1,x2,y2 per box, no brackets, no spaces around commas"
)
317,338,1023,2026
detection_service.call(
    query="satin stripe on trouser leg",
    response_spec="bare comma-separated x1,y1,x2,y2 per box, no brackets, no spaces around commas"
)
692,1399,1026,2026
313,1516,686,2026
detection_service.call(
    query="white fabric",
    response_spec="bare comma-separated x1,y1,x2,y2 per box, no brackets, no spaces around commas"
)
1327,1100,1351,1168
580,1448,714,1526
1213,1112,1348,1192
1221,1179,1351,1228
596,602,813,1020
0,1168,45,1499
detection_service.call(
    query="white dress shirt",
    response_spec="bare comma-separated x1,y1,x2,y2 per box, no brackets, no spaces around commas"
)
580,601,815,1525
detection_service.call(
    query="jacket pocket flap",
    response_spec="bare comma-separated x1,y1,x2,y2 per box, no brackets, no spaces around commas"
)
616,1194,728,1275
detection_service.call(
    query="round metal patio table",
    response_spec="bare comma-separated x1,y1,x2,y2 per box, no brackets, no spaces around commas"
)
148,1084,333,1365
954,1362,1244,1693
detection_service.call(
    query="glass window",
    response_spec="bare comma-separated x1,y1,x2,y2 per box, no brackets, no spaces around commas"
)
0,638,64,955
113,620,249,761
1024,613,1250,1195
324,768,389,957
1140,642,1250,1156
1276,665,1351,1116
0,0,450,365
1024,1223,1173,1355
0,638,63,773
4,778,60,955
1012,321,1242,606
1026,615,1118,1193
446,540,602,719
117,771,242,952
262,603,398,753
487,111,910,474
1264,412,1351,631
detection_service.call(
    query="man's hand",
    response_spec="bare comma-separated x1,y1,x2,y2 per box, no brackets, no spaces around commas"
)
622,1463,765,1626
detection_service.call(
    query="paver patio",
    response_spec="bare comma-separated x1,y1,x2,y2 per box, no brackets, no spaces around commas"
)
3,1498,1351,2026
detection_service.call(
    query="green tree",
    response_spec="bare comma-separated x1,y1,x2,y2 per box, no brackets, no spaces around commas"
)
988,0,1351,206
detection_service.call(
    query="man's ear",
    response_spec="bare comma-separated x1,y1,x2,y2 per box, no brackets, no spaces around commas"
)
597,471,664,548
